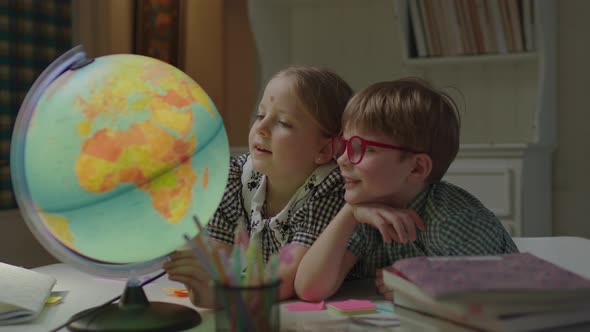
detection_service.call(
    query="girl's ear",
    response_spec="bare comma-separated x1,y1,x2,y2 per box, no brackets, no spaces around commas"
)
409,153,432,183
315,138,334,165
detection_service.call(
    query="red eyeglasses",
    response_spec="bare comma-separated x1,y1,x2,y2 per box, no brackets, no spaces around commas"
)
332,135,422,164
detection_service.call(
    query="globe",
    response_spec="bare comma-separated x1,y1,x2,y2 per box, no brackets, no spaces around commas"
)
10,45,229,331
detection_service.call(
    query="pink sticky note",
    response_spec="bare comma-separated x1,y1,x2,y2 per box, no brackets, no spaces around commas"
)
328,299,376,311
285,301,326,312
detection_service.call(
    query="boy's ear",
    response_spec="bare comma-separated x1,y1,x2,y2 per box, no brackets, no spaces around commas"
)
409,153,432,183
315,138,334,165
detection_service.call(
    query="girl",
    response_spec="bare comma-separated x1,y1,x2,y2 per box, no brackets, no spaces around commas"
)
164,66,353,307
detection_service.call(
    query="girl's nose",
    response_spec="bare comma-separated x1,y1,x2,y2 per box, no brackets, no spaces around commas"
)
255,119,270,137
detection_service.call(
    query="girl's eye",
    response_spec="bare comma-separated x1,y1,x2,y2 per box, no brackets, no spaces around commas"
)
255,113,265,120
278,121,292,128
365,146,376,153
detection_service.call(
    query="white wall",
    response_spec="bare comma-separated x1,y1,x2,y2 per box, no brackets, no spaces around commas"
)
554,0,590,238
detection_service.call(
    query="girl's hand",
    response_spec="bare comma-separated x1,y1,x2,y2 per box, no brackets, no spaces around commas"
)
163,250,215,308
350,203,426,244
375,268,393,300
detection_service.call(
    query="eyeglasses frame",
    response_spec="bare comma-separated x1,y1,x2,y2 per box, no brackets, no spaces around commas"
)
332,135,423,165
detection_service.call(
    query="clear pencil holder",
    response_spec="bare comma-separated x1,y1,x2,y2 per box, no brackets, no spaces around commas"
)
213,280,281,332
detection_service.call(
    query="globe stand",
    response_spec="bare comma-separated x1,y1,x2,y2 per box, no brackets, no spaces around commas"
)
67,283,201,332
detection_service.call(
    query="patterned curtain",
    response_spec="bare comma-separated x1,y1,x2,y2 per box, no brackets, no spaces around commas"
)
0,0,72,209
134,0,182,67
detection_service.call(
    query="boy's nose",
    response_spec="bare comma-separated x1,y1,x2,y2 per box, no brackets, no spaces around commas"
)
336,151,349,167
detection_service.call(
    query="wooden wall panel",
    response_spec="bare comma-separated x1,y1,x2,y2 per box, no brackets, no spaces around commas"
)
224,0,257,147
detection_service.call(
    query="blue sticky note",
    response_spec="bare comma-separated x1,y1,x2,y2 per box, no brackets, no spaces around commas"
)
376,303,395,313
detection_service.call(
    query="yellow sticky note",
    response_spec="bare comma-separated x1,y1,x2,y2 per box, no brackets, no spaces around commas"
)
46,296,62,305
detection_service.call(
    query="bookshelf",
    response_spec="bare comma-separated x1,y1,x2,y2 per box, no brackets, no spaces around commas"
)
247,0,556,236
397,0,538,62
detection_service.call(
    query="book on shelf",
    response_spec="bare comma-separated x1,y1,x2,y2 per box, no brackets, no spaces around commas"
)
487,0,509,54
475,0,497,54
421,0,441,56
383,253,590,331
506,0,525,51
521,0,535,51
0,262,56,325
408,0,428,57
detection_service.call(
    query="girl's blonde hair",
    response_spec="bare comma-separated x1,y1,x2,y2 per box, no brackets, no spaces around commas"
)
273,66,353,137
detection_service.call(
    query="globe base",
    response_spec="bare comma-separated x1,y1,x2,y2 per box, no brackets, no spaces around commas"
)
67,285,201,332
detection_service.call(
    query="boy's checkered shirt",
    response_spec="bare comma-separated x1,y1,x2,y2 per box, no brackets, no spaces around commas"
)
347,181,518,279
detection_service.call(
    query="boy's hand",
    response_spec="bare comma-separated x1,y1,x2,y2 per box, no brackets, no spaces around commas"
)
375,268,393,300
350,203,425,243
163,250,215,308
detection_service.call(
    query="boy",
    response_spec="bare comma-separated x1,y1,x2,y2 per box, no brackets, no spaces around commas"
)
295,78,518,301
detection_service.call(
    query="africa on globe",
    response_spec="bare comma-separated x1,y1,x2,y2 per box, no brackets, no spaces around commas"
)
14,52,229,265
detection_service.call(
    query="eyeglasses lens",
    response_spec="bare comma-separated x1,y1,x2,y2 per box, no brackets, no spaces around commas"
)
349,137,363,164
333,137,346,160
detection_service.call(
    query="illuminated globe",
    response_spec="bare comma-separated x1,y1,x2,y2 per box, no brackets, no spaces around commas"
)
10,46,229,276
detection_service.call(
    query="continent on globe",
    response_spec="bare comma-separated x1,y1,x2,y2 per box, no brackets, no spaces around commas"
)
39,211,74,248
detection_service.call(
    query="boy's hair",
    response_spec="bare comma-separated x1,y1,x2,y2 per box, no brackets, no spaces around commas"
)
342,77,460,183
273,66,353,137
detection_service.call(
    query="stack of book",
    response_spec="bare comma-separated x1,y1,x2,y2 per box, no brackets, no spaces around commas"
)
383,253,590,331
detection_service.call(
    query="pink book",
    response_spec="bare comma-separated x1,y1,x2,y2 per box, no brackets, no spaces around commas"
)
386,253,590,303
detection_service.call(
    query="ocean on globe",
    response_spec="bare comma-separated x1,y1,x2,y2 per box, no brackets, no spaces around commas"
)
15,53,229,264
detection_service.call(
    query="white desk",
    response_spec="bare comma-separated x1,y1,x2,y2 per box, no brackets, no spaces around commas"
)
512,236,590,278
0,264,216,331
1,236,589,332
0,264,392,331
